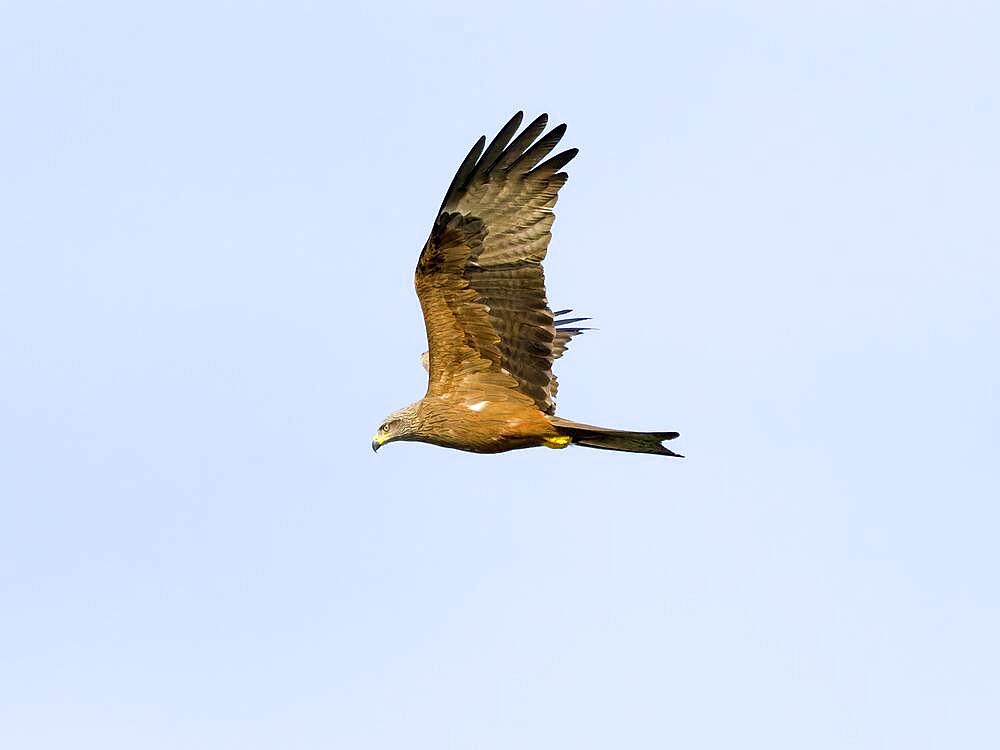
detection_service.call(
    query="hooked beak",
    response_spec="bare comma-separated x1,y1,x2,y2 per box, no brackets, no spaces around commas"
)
372,434,384,452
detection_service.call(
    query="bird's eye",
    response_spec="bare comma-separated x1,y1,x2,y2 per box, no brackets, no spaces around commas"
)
380,423,389,433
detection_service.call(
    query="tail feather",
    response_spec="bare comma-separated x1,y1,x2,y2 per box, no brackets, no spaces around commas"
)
550,417,683,458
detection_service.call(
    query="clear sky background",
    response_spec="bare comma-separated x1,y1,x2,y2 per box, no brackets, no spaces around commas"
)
2,2,998,748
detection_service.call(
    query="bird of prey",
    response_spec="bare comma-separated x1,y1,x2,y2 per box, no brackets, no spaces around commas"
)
372,112,682,457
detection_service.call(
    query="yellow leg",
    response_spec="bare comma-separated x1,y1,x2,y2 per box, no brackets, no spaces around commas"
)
542,435,572,449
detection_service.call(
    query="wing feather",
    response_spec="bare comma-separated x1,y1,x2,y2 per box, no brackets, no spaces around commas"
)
438,136,486,213
505,124,567,174
476,112,523,179
493,113,548,172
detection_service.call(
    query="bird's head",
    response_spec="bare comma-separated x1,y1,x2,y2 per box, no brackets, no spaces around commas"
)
372,404,420,452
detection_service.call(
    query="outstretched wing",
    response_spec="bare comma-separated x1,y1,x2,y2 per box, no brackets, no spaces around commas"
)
415,112,579,414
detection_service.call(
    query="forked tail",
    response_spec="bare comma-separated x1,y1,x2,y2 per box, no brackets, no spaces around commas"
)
550,417,683,458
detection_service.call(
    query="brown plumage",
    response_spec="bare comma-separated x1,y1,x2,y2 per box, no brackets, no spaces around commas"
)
373,112,682,458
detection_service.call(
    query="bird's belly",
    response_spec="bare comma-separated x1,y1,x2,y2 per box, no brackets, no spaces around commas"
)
443,409,553,453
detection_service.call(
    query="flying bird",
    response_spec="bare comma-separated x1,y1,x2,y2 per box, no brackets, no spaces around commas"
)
373,112,682,457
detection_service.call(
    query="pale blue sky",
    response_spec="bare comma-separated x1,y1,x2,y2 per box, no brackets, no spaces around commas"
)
2,2,998,748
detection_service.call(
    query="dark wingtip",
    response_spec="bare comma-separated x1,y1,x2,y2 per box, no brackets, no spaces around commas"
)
500,112,524,137
529,145,579,178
